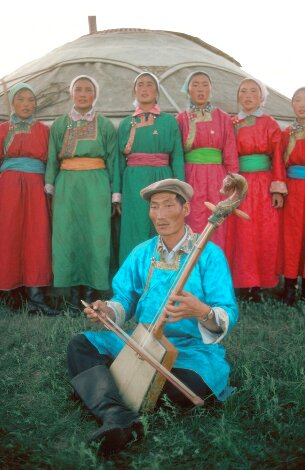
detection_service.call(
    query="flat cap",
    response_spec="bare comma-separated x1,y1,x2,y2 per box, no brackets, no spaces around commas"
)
140,178,193,201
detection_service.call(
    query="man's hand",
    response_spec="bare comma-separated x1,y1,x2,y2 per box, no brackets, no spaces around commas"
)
83,300,116,324
163,290,210,322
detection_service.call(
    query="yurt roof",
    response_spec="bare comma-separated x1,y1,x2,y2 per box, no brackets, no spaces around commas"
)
0,28,294,125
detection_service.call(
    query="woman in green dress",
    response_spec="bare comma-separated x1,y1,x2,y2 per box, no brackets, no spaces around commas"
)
45,75,118,308
117,72,185,264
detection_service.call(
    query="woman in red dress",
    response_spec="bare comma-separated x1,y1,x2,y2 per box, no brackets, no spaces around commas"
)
225,78,287,301
0,83,58,315
282,87,305,304
176,71,238,249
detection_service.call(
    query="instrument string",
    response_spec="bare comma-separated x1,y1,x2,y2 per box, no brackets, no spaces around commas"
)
138,234,202,349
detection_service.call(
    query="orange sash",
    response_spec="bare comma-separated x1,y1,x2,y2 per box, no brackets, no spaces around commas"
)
60,157,105,171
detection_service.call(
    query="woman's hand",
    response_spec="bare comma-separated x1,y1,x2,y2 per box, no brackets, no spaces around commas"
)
44,184,54,196
112,202,121,216
272,192,284,208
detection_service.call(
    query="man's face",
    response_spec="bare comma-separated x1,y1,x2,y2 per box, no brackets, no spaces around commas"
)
149,192,190,238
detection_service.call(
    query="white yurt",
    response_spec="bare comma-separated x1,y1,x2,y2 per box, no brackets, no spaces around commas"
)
0,21,294,127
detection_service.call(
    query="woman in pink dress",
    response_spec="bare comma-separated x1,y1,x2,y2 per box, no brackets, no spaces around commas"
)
226,78,287,302
281,87,305,305
176,71,238,249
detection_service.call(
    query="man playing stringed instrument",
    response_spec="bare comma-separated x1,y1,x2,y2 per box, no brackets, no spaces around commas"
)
67,177,239,456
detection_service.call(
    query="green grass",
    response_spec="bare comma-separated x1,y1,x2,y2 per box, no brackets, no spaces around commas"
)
0,298,305,469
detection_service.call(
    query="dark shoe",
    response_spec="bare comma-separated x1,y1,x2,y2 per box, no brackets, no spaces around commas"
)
66,286,82,314
237,288,250,301
27,287,60,316
83,286,96,305
71,365,140,453
249,287,261,303
238,287,261,303
282,278,297,306
0,288,25,310
70,286,81,307
300,278,305,302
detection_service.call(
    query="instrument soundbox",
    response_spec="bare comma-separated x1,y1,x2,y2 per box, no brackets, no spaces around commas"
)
110,323,177,412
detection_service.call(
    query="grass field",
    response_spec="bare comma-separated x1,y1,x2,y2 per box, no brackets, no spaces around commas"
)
0,296,305,469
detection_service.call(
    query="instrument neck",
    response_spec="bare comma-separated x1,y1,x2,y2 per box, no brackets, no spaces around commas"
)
153,223,217,339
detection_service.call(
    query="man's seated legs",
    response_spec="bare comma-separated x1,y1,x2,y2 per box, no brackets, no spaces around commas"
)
67,334,143,455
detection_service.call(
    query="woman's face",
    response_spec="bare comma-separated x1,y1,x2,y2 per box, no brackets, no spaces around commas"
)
188,74,211,107
13,89,36,119
238,80,262,114
292,89,305,123
72,79,96,114
134,75,158,107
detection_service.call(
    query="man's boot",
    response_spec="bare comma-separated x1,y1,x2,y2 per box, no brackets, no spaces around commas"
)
71,364,143,455
26,287,60,316
282,278,297,306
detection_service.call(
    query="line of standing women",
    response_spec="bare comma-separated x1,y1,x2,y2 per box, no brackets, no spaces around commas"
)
1,74,304,313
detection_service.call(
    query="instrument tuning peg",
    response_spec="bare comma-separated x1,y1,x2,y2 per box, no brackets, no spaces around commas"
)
233,209,250,220
204,201,216,212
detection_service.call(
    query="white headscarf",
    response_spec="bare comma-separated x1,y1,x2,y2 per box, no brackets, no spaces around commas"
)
133,72,160,108
181,71,212,95
69,75,99,106
238,77,269,106
133,72,160,92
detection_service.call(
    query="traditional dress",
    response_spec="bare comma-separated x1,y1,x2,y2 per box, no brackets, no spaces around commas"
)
45,112,117,290
225,113,287,288
84,227,238,401
116,105,185,264
0,117,52,289
176,105,238,249
282,122,305,279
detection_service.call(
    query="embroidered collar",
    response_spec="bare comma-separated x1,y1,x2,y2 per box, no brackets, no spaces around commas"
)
133,104,161,117
291,120,305,131
238,107,264,119
70,106,95,122
189,102,213,114
10,113,33,125
190,101,214,113
156,225,197,262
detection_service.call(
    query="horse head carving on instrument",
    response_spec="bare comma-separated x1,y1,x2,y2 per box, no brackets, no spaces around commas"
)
205,172,250,225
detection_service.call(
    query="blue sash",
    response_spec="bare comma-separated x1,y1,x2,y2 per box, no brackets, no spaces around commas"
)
0,157,46,174
287,165,305,179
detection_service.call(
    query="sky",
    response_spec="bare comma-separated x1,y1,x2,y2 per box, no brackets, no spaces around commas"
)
1,0,304,101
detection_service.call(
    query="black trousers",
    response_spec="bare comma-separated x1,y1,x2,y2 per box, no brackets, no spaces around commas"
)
67,334,212,408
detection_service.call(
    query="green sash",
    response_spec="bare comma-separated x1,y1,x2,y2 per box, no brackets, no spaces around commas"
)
185,148,222,164
239,154,271,172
